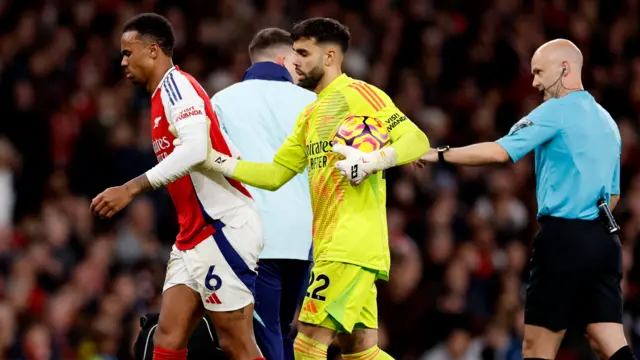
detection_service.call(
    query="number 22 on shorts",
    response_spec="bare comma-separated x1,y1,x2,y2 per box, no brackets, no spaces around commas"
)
306,271,330,301
205,265,223,291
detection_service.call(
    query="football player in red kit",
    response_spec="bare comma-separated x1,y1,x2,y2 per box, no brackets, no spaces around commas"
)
90,13,264,360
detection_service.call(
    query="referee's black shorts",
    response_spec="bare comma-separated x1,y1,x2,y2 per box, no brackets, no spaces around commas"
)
525,216,623,331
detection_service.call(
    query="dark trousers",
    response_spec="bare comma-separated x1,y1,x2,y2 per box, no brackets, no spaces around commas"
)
254,259,312,360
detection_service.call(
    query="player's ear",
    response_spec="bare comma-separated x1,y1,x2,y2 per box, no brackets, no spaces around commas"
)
148,43,159,60
324,49,336,67
275,55,285,66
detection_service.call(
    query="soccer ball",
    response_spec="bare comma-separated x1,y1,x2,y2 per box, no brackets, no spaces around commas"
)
332,115,390,153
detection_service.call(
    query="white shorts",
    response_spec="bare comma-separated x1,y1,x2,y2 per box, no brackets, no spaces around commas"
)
162,213,264,312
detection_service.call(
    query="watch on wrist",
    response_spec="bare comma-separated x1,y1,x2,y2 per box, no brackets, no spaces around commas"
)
437,146,450,163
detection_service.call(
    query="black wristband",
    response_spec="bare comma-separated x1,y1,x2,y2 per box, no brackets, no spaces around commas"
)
437,146,450,163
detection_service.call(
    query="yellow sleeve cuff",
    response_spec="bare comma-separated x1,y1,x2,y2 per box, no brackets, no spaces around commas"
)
389,129,430,165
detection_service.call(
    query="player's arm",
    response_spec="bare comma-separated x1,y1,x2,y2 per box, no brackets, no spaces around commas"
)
377,103,430,165
143,108,208,189
420,102,563,166
230,160,298,191
91,84,208,219
207,110,309,191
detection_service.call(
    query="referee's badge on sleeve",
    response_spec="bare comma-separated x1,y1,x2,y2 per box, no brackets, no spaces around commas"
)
509,118,534,135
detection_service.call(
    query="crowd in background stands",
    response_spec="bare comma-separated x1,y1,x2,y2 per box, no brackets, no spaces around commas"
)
2,0,640,359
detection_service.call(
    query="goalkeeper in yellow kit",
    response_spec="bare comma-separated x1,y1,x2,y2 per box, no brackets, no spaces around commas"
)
199,18,429,360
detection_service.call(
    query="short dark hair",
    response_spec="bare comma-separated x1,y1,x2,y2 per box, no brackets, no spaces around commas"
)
248,28,293,60
291,18,350,53
123,13,175,57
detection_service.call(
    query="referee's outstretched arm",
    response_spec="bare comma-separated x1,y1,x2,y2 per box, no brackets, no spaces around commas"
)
419,38,632,360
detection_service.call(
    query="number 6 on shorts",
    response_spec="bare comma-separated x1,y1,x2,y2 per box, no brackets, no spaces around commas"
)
205,265,222,291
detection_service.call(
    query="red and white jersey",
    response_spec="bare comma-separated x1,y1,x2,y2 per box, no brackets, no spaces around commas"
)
150,66,255,251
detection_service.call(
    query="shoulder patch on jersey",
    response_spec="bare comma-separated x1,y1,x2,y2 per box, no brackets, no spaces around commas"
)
509,118,534,135
386,112,407,132
175,106,204,123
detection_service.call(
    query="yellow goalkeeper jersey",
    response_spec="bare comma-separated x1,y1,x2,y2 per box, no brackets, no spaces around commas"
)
274,74,418,280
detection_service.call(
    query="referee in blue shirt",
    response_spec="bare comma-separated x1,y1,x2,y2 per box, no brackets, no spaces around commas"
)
211,28,316,360
419,39,633,360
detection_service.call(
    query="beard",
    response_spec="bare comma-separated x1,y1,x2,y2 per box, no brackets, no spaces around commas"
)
539,87,546,99
540,85,559,101
297,66,324,90
539,75,564,100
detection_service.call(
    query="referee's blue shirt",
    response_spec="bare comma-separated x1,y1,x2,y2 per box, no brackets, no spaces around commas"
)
496,91,621,220
211,62,316,260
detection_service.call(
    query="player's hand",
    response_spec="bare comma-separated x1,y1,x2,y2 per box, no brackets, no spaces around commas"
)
413,148,437,168
333,143,375,185
203,149,237,177
169,124,238,177
90,186,134,219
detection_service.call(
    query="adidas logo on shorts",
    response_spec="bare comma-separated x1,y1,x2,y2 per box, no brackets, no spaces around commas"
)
303,301,318,313
205,293,222,305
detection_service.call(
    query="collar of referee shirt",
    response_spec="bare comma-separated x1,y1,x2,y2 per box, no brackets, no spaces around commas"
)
241,61,293,83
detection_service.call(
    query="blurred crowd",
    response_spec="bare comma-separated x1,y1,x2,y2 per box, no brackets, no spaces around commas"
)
2,0,640,359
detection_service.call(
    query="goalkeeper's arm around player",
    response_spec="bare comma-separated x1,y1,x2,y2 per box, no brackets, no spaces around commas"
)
199,140,298,191
165,121,300,191
203,125,429,189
